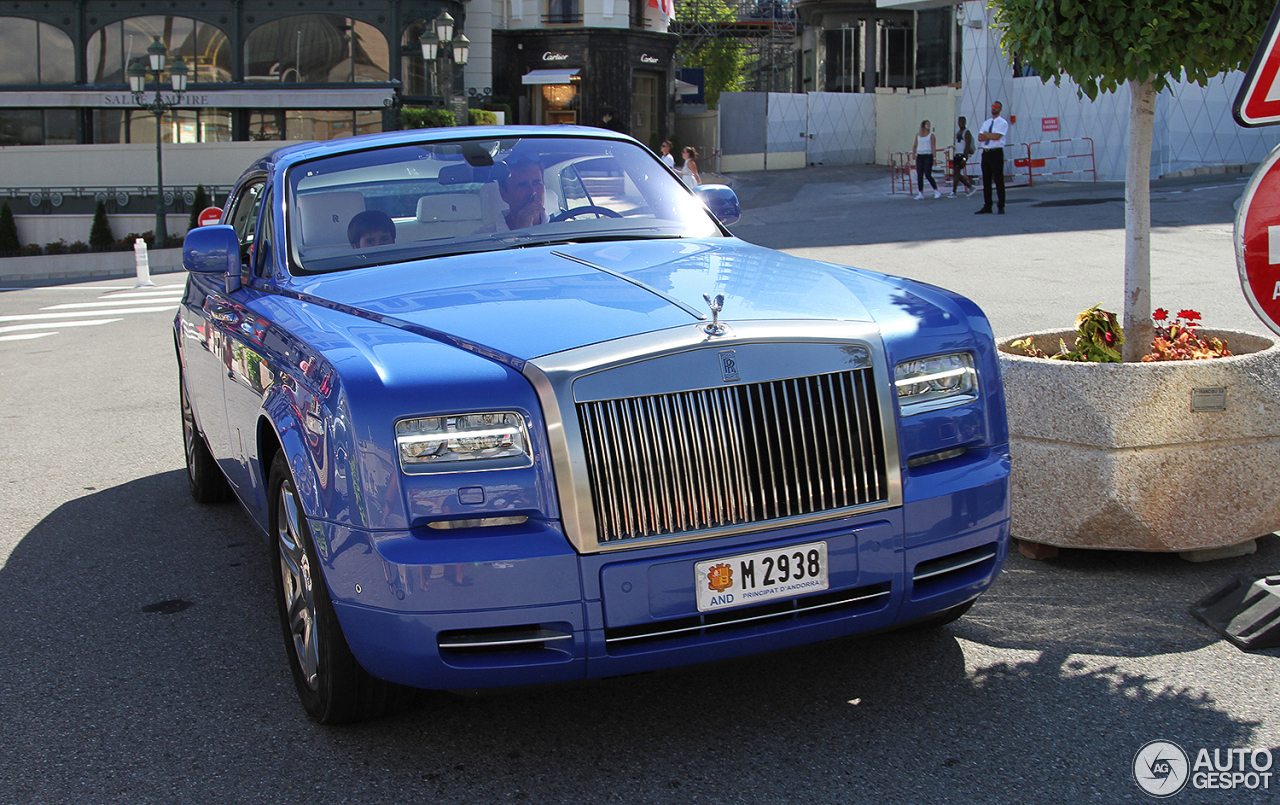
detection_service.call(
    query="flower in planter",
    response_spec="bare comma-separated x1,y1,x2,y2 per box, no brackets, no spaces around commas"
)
1008,306,1234,363
1144,308,1232,361
1007,305,1123,362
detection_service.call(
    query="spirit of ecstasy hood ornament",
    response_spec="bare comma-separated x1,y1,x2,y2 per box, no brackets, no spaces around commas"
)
702,293,726,335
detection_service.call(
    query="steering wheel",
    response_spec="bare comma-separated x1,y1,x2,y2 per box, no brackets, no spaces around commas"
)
550,206,623,223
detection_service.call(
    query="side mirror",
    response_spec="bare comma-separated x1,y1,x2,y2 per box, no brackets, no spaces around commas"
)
695,184,741,226
183,225,240,275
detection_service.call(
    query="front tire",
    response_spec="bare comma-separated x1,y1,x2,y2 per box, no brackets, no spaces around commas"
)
268,453,416,724
180,371,233,504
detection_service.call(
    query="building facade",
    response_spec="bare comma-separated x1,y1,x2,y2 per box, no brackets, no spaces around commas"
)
0,0,678,146
793,0,961,94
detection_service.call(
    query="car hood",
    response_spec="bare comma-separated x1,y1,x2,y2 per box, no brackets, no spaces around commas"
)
289,238,885,362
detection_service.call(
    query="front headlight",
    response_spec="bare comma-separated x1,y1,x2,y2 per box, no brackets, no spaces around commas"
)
894,353,978,415
396,412,533,473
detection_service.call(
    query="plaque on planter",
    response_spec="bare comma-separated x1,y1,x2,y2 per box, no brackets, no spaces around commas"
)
1191,386,1227,412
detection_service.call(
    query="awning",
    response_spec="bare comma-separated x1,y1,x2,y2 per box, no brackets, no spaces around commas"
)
674,79,698,96
522,69,581,85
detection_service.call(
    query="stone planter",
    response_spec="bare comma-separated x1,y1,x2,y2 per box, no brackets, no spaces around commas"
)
998,329,1280,556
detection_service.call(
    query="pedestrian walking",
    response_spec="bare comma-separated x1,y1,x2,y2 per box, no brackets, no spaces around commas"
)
679,146,701,187
659,140,675,169
950,116,976,197
913,121,941,199
975,101,1009,214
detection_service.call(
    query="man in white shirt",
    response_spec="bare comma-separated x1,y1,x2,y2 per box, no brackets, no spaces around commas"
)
659,140,675,169
975,101,1009,215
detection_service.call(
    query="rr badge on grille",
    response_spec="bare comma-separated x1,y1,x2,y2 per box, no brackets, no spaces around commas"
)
718,349,740,382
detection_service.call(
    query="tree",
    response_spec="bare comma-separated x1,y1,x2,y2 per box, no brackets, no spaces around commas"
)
677,0,746,109
0,201,19,256
994,0,1269,361
89,200,114,252
187,184,211,232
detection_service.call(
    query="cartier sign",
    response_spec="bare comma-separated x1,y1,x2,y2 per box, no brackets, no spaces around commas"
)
543,52,570,61
640,54,659,64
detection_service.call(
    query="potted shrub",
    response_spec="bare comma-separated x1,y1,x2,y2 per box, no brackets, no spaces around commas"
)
1002,309,1280,558
993,1,1279,559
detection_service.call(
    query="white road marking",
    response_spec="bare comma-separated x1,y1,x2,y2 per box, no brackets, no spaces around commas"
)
0,332,54,342
98,289,186,300
0,305,179,322
0,318,121,334
42,298,182,310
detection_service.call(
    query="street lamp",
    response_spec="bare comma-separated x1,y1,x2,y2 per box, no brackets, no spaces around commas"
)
418,13,469,106
128,36,188,245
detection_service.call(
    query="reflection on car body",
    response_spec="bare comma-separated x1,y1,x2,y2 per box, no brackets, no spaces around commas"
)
175,126,1011,723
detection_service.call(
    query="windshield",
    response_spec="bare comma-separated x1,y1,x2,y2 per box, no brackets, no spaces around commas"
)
285,135,724,274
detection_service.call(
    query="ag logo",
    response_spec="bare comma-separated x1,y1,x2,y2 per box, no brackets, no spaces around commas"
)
1134,740,1190,797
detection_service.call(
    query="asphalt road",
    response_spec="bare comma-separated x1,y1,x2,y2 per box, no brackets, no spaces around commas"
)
1,167,1277,804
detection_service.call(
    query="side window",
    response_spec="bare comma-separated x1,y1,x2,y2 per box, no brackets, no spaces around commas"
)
227,180,266,269
254,191,274,278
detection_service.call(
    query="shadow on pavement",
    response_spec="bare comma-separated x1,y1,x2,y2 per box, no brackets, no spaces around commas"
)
0,471,1269,802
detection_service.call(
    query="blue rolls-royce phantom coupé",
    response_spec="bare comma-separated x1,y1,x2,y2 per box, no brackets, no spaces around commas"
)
175,126,1011,723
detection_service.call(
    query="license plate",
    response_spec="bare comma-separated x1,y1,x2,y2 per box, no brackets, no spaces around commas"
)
694,541,829,612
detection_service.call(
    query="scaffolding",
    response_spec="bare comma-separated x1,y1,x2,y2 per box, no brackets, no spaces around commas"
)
669,0,796,93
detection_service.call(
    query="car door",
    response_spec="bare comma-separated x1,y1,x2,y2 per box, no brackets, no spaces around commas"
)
218,186,280,519
188,176,266,497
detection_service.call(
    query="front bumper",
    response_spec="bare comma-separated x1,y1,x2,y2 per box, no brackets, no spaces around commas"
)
322,448,1010,690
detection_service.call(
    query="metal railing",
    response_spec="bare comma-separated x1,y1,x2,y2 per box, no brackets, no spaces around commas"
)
1014,137,1097,185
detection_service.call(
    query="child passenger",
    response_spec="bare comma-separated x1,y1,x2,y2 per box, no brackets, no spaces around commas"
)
347,210,396,249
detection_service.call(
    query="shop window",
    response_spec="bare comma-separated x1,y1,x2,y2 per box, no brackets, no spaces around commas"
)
632,73,658,145
823,27,860,93
284,110,382,140
879,24,911,88
545,0,582,24
245,16,389,83
399,19,463,98
0,109,78,145
537,83,578,125
249,111,286,141
90,108,232,143
0,109,45,145
914,8,953,88
0,18,74,85
87,16,232,85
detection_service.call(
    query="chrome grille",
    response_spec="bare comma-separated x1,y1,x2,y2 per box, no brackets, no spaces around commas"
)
577,368,889,543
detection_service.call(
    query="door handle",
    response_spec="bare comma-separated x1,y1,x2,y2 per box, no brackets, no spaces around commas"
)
209,302,237,323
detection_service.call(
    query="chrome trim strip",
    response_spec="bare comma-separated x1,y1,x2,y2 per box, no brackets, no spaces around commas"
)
438,631,574,649
550,250,706,319
605,589,892,645
914,550,998,581
523,321,903,554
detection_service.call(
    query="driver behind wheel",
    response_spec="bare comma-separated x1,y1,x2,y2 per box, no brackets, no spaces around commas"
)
496,154,546,230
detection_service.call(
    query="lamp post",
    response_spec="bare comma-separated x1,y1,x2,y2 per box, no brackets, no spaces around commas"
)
128,37,188,246
418,13,469,118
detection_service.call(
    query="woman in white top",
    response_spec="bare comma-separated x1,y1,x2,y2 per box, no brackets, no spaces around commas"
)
912,120,940,199
679,146,702,187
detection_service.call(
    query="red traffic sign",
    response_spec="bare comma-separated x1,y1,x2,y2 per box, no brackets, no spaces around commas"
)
197,206,223,227
1235,142,1280,335
1235,1,1280,126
